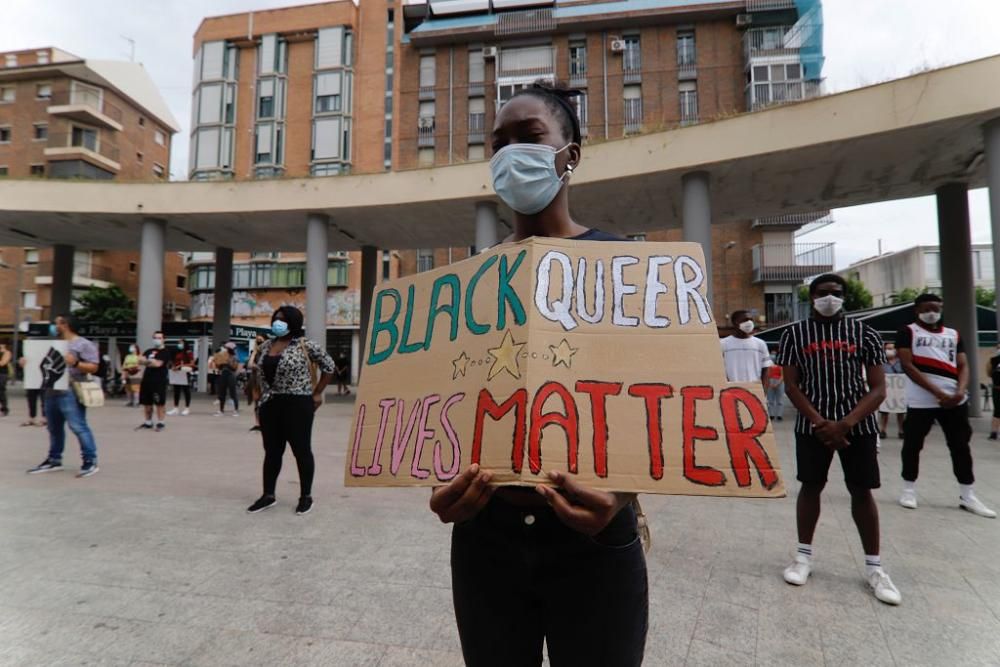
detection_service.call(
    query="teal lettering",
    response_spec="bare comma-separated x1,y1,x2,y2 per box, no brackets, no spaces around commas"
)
465,255,498,336
399,284,425,354
424,274,462,350
497,250,527,330
368,288,402,365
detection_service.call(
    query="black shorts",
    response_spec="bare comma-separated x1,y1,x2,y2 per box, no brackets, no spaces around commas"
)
795,432,880,489
993,388,1000,419
139,380,168,406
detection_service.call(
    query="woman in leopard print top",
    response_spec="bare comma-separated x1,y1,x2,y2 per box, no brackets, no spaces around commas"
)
246,306,336,517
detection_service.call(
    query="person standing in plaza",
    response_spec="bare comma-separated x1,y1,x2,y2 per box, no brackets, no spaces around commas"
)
122,344,142,407
988,344,1000,440
879,341,906,439
0,342,11,417
212,342,240,417
246,306,335,516
766,348,785,421
720,310,772,388
429,82,648,666
167,339,195,417
335,353,351,396
17,355,46,427
246,334,266,432
895,293,995,518
138,331,171,432
27,314,100,477
777,273,901,605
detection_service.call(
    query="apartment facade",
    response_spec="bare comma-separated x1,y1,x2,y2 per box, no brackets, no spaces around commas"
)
842,244,996,307
0,47,185,335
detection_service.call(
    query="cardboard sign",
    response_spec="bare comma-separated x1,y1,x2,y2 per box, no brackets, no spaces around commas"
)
345,238,784,497
23,340,69,391
880,373,907,414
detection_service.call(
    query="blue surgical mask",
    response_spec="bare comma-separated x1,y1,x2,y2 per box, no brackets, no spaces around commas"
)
178,342,185,350
490,143,572,215
48,324,58,337
271,320,289,337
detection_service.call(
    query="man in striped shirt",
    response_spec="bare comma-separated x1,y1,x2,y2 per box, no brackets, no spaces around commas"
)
896,293,995,518
776,274,901,605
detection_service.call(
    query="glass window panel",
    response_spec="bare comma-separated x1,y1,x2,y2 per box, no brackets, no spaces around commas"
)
420,55,436,87
201,41,225,79
196,127,220,168
260,35,276,75
199,83,222,124
316,27,344,68
469,50,484,83
313,117,341,159
753,65,769,82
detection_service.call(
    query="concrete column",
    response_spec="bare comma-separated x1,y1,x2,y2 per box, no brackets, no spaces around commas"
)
475,201,499,253
50,244,74,319
306,214,330,346
212,247,233,351
197,335,209,393
681,171,713,302
985,119,1000,336
137,219,165,346
359,245,379,378
350,330,360,386
936,183,981,417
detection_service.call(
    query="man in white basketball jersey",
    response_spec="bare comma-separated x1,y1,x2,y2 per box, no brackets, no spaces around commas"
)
896,293,995,518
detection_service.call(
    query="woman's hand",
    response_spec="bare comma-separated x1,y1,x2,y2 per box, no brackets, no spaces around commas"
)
535,471,630,536
430,464,494,524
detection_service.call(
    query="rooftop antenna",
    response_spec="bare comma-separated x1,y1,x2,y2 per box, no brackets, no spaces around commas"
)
121,36,135,62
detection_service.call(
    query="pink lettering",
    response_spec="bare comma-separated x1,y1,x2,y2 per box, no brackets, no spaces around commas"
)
390,399,423,476
367,398,397,475
349,403,367,477
411,395,441,480
434,392,466,481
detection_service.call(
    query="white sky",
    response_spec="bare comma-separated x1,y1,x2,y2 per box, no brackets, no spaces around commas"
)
3,0,1000,267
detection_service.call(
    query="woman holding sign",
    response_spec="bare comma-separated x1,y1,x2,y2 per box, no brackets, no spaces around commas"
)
430,82,647,667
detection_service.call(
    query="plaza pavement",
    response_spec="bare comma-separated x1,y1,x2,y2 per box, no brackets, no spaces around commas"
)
1,388,1000,667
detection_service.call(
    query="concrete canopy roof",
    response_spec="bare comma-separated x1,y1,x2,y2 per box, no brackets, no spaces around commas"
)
1,55,999,252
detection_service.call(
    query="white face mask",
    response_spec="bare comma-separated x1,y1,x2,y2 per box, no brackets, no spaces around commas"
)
813,295,844,317
738,320,755,334
490,143,572,215
918,311,941,325
886,349,896,359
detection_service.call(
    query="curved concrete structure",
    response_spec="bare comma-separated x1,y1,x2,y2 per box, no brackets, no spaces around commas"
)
2,54,1000,251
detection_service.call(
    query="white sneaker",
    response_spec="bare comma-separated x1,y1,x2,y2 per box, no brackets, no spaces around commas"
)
899,489,918,509
181,408,190,416
232,411,240,418
166,408,179,416
868,570,902,605
783,555,812,586
960,494,997,518
213,411,223,417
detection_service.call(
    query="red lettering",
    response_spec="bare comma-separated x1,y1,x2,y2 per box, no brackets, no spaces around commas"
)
720,387,779,489
628,383,673,480
681,386,725,486
472,388,528,472
575,380,623,478
529,382,580,474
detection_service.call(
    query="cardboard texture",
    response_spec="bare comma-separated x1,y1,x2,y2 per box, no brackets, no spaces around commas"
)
880,374,907,414
23,340,69,391
345,239,785,497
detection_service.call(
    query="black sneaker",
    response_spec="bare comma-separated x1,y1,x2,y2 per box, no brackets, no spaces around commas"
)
77,461,99,478
246,495,277,514
138,422,153,430
155,423,165,432
295,497,314,516
27,459,63,474
249,425,261,432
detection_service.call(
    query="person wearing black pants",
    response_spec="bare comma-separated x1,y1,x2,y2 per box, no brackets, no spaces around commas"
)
213,343,239,416
246,306,335,516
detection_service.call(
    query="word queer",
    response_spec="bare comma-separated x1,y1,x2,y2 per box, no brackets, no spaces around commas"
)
348,380,779,492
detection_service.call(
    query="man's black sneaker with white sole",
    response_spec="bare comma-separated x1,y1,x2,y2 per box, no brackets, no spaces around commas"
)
27,459,63,474
76,461,99,478
246,496,277,513
295,497,313,516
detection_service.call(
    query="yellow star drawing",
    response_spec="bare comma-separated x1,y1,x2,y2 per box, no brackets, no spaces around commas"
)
451,351,471,380
487,331,526,380
549,339,578,368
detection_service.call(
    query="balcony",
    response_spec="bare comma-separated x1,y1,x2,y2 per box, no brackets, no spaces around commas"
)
624,98,642,135
468,112,485,145
743,26,796,60
497,45,555,80
495,8,557,38
418,117,435,147
44,131,121,173
751,242,834,283
34,261,114,288
623,50,641,84
746,0,796,11
46,90,123,131
677,47,697,80
751,211,833,234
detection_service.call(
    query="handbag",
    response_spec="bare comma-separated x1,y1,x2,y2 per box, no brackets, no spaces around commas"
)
73,376,105,408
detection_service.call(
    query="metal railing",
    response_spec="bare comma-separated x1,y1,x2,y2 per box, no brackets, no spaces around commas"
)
752,242,834,283
752,211,832,230
417,118,435,147
624,98,642,134
623,48,641,83
468,112,485,144
743,26,795,59
680,93,698,125
495,8,557,37
746,0,796,11
47,90,123,123
47,132,120,163
764,299,810,326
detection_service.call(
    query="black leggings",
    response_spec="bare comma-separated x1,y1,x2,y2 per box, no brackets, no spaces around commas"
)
27,388,45,419
173,384,191,407
0,374,7,413
217,370,238,412
259,395,315,497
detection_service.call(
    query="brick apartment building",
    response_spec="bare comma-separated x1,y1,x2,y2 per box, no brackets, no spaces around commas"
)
0,47,187,338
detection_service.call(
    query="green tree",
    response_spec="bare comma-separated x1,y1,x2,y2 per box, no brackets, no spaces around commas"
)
72,285,135,322
796,278,872,312
976,286,995,308
890,286,932,304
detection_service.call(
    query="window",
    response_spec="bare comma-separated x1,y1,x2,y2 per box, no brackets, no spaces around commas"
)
572,93,588,134
623,35,641,73
71,126,98,151
311,163,343,176
259,34,281,75
255,123,273,163
419,55,436,91
312,117,342,160
257,79,275,118
176,275,187,289
624,85,642,133
201,41,225,80
30,164,44,176
153,163,165,179
315,71,342,113
679,81,698,123
37,50,49,65
924,251,941,282
417,249,434,273
199,83,222,123
0,86,14,103
138,117,145,127
35,83,52,99
154,130,166,146
33,124,47,140
0,127,10,143
382,250,391,281
195,127,221,169
468,97,485,142
677,30,696,66
21,291,37,309
328,260,348,287
418,148,434,167
468,145,485,161
569,42,587,77
469,49,485,83
5,54,17,68
0,166,6,177
749,61,805,109
316,27,345,69
25,249,39,264
137,152,144,164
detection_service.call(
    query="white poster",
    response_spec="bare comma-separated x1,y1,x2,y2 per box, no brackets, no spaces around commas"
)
23,340,70,391
880,374,907,414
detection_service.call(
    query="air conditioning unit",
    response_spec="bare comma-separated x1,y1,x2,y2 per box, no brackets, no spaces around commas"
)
610,39,626,53
736,13,752,26
483,46,498,59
